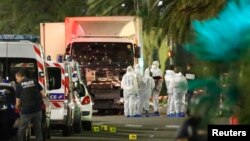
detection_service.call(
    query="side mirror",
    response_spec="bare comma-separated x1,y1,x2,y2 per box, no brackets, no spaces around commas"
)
134,46,140,58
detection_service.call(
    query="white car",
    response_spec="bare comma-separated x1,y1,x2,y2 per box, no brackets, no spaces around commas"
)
74,82,93,131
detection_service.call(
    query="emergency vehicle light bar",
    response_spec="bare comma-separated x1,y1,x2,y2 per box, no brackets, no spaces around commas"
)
0,34,39,42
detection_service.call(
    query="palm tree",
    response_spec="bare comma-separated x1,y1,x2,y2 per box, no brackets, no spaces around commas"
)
0,0,88,35
86,0,226,69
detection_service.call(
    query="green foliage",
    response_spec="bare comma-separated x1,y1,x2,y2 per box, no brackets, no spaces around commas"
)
0,0,87,35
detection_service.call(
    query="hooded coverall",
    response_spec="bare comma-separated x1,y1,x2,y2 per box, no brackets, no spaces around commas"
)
172,72,188,117
150,61,163,115
138,68,155,116
165,70,175,117
121,66,138,117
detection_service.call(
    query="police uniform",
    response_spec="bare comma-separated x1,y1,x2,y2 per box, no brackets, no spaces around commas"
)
16,78,43,141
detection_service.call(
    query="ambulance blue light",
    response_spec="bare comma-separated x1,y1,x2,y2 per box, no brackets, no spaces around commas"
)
57,55,63,63
2,77,9,83
0,34,39,42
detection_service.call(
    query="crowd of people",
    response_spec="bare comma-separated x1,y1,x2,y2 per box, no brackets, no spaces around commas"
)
121,61,195,118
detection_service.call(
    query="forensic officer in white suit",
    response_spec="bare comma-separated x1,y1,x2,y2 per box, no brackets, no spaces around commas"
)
172,67,188,117
133,64,143,117
150,61,163,116
165,67,175,117
121,66,138,117
138,68,155,117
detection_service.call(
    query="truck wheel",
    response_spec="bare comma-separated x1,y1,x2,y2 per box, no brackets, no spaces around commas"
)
62,125,72,136
81,121,92,131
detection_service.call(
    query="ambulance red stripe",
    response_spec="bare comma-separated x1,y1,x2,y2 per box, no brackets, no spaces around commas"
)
33,46,41,57
51,102,62,108
37,61,44,71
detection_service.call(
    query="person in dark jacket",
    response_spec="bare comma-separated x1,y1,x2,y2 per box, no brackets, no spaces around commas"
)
15,70,45,141
176,96,208,141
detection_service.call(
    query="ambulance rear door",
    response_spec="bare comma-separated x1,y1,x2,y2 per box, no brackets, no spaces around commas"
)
46,62,65,120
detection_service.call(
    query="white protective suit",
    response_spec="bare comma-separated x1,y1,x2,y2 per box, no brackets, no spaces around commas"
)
138,68,155,116
121,66,138,117
134,64,143,116
165,70,175,116
150,61,163,115
172,72,188,117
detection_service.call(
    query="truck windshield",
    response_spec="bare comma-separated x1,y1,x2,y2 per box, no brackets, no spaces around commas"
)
0,58,38,82
71,42,134,69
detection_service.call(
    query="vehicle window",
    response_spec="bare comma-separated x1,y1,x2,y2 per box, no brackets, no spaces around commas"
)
9,59,37,81
10,62,35,79
0,58,38,82
47,67,61,90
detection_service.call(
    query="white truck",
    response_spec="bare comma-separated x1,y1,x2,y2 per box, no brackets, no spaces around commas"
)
40,16,143,115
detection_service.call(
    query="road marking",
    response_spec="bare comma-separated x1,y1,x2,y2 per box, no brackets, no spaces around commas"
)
165,125,180,129
93,122,104,126
125,124,143,128
149,134,155,138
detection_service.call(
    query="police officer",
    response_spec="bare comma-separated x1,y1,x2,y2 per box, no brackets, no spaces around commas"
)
15,70,45,141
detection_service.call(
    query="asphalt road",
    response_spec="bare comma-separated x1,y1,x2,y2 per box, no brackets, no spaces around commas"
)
29,115,228,141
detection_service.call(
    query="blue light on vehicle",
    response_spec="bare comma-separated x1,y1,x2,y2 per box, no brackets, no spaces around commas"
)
57,55,63,63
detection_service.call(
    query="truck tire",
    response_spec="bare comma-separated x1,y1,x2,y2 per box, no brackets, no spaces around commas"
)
81,121,92,131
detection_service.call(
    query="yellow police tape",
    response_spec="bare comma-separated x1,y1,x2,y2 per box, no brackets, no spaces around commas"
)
129,134,137,140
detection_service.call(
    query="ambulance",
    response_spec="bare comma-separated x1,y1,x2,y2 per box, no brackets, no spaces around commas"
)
46,56,93,132
45,57,83,135
0,34,51,140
